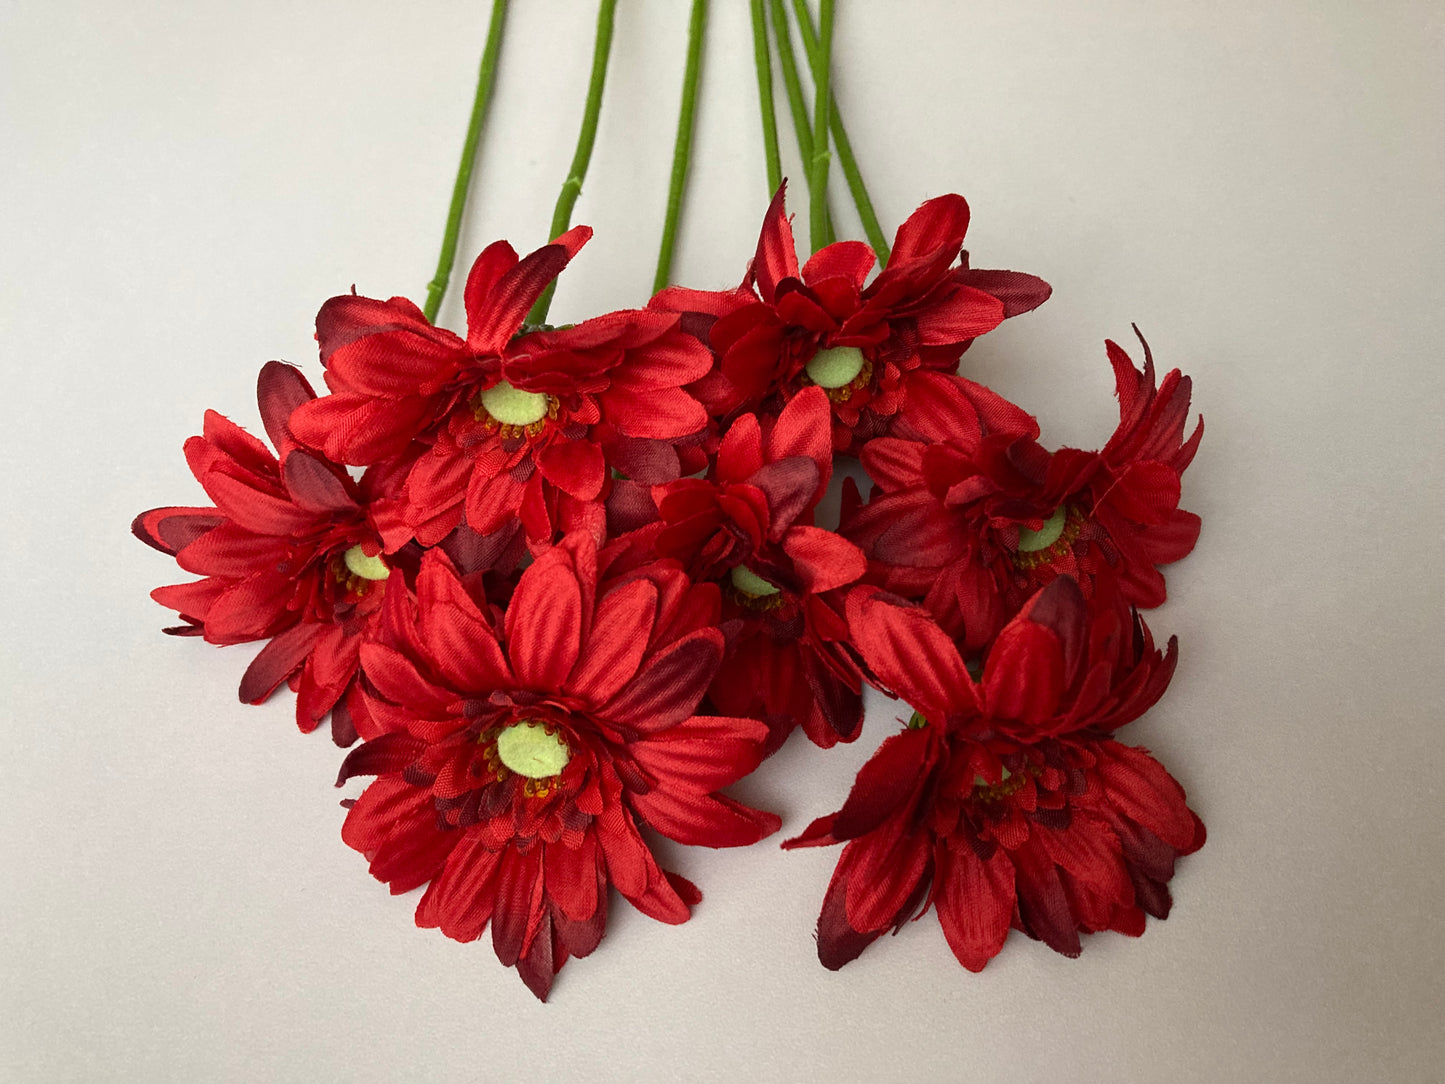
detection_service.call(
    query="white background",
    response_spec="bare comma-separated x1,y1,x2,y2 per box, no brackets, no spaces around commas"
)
3,2,1442,1081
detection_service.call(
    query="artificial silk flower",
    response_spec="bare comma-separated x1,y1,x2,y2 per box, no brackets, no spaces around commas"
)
337,533,779,1000
609,386,866,750
288,227,594,466
401,305,713,547
785,577,1202,970
134,362,404,745
846,333,1203,648
289,233,713,548
652,185,1050,451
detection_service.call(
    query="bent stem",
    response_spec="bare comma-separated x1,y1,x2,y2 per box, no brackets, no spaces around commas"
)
792,0,889,262
654,0,709,294
528,0,619,325
768,0,833,243
807,0,833,253
422,0,510,324
750,0,782,196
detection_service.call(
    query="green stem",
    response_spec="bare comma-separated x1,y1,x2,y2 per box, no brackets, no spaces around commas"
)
654,0,709,294
792,0,889,262
422,0,509,324
749,0,782,196
807,0,833,253
767,0,833,242
528,0,619,325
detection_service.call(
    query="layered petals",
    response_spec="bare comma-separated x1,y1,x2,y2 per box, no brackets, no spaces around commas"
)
337,537,777,1000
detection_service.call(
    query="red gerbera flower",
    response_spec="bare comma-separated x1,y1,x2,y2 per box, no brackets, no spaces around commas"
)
652,184,1050,451
133,362,400,744
337,533,779,1000
785,578,1204,971
610,386,867,750
289,232,713,547
403,307,713,547
846,332,1203,648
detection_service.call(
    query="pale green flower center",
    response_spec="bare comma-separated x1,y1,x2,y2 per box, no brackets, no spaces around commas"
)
495,721,571,779
1017,506,1068,553
730,565,780,598
804,346,865,389
342,545,390,580
478,380,548,426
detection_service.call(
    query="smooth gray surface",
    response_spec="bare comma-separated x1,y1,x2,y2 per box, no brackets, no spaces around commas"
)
2,2,1442,1081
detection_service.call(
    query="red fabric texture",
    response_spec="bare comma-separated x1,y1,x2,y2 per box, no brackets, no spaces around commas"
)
845,331,1203,649
134,362,410,744
336,535,779,1000
651,184,1050,452
784,577,1203,971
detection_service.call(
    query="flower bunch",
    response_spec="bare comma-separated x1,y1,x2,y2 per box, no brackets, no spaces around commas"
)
135,1,1205,1000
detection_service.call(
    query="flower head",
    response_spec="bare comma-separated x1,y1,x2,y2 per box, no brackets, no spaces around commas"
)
290,234,712,549
653,185,1049,451
610,387,867,749
134,362,400,744
338,534,779,999
785,578,1203,970
847,332,1203,647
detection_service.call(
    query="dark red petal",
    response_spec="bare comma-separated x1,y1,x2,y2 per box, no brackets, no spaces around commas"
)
628,713,770,793
256,361,317,453
802,240,876,288
415,551,512,691
461,239,520,329
600,383,707,440
504,545,583,691
491,846,546,967
845,588,977,719
830,727,932,840
955,268,1053,319
281,450,358,515
288,392,436,465
815,843,887,970
598,629,722,732
543,834,600,923
132,507,223,556
335,730,427,785
238,622,323,704
468,226,592,354
748,457,821,537
415,833,504,942
889,193,970,267
535,439,605,501
566,579,658,704
782,526,866,594
935,843,1015,971
1011,838,1082,957
515,909,558,1002
630,788,780,847
751,183,799,302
